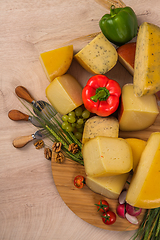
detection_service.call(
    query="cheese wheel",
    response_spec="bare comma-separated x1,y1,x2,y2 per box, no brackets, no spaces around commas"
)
83,136,133,177
126,132,160,209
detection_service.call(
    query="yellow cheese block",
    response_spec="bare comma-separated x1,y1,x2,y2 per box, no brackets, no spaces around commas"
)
40,45,73,82
133,22,160,96
125,138,147,171
86,173,129,200
46,74,83,115
83,136,133,177
82,116,119,145
74,33,118,74
118,84,159,131
126,132,160,209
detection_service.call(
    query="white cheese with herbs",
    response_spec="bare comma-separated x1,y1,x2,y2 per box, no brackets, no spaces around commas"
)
133,22,160,96
74,33,118,74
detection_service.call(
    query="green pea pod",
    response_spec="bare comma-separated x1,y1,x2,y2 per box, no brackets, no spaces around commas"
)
99,5,138,46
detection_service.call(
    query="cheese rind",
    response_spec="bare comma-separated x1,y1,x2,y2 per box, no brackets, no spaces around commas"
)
74,33,118,74
125,138,147,171
117,42,136,76
45,74,83,115
118,84,159,131
126,132,160,209
83,136,133,177
86,173,129,200
133,22,160,96
40,45,73,82
82,116,119,145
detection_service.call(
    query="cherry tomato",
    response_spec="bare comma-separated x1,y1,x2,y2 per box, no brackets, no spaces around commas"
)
102,211,116,225
74,175,85,189
95,200,109,213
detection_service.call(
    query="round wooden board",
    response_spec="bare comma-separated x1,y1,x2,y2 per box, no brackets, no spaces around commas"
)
51,158,146,231
51,112,160,231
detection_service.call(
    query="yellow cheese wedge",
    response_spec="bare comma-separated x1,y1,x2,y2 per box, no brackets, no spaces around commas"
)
133,22,160,96
126,132,160,209
118,84,159,131
40,45,73,82
83,136,133,177
125,138,147,171
82,116,119,145
74,33,118,74
46,74,83,115
86,173,129,200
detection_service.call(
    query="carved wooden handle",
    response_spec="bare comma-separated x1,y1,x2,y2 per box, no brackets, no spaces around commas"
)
8,110,29,121
12,135,34,148
15,86,34,103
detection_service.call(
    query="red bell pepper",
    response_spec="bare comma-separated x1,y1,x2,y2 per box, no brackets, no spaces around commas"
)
82,75,121,117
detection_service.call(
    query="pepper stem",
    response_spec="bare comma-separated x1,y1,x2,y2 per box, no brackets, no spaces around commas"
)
90,87,110,102
110,5,116,17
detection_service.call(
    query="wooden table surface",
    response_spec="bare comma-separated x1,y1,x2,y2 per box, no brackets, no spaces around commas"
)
1,0,160,239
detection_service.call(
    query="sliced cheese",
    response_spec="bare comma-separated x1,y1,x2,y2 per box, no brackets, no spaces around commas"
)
118,84,159,131
74,33,118,74
83,136,133,177
133,22,160,96
46,74,83,115
86,173,129,200
40,45,73,82
82,116,119,145
125,138,147,171
126,132,160,209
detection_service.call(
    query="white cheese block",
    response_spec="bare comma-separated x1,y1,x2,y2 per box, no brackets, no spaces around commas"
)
118,84,159,131
74,33,118,74
82,116,119,145
83,136,133,177
86,174,129,200
45,74,83,115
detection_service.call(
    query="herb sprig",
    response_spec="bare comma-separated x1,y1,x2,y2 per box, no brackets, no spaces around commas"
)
131,208,160,240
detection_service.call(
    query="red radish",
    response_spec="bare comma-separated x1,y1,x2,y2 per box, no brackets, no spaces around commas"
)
118,190,127,204
125,213,139,225
126,203,142,216
116,203,126,218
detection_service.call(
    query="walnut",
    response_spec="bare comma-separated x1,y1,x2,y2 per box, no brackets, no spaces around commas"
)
34,140,44,149
68,143,79,154
52,142,62,152
44,148,52,160
52,151,65,163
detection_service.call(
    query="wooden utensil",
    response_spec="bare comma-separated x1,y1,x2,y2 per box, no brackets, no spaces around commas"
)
13,129,47,148
8,109,43,127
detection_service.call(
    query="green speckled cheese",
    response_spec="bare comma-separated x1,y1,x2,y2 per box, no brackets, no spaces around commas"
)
74,33,118,74
134,22,160,97
82,116,119,145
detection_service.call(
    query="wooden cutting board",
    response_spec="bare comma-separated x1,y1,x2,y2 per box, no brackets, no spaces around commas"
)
51,110,160,230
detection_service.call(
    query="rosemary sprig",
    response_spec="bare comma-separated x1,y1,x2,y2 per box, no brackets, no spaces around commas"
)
130,208,160,240
20,98,84,165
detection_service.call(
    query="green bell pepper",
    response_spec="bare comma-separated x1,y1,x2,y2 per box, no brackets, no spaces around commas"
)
99,5,138,46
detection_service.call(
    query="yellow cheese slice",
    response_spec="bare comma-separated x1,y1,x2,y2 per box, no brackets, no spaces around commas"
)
46,74,83,115
125,138,147,171
133,22,160,96
74,33,118,74
83,136,133,177
40,45,73,82
118,84,159,131
86,173,129,200
126,132,160,209
82,116,119,145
